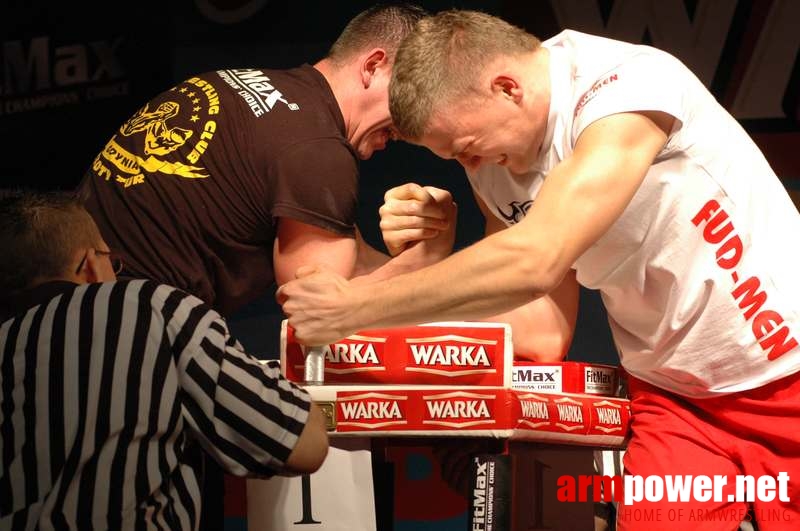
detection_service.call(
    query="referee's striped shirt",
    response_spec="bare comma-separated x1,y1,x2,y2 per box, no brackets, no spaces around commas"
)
0,279,312,530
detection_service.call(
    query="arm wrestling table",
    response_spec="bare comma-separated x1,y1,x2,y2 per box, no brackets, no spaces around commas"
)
244,322,630,531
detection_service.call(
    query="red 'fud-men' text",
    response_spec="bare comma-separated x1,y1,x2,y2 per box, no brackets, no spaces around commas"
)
691,199,798,360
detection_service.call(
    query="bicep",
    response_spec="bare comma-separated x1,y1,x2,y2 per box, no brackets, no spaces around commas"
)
473,192,505,237
353,228,390,276
521,110,674,276
273,217,358,286
474,189,579,360
491,270,579,362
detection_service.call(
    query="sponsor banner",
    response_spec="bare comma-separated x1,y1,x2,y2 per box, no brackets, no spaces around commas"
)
469,454,512,531
304,385,630,448
586,397,631,438
332,388,508,434
1,1,174,191
281,320,512,387
512,364,564,393
515,392,630,443
512,361,620,396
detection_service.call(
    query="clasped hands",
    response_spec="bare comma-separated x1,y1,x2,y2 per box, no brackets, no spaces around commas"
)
277,183,456,345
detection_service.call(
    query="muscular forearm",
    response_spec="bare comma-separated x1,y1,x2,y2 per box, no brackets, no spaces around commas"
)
488,304,573,362
342,225,560,333
351,239,451,285
490,269,578,361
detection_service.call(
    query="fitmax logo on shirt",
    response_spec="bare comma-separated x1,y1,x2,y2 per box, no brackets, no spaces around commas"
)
218,68,299,116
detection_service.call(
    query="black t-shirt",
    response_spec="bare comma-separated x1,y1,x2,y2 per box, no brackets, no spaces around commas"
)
78,65,359,315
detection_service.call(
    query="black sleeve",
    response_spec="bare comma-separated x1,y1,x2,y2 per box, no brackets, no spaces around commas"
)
270,138,359,237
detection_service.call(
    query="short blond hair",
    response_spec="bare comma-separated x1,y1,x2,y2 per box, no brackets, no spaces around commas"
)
390,10,540,139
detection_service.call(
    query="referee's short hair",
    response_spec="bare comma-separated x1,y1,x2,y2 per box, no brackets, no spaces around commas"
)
0,189,101,296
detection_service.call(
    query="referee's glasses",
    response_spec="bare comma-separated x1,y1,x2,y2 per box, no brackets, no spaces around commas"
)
75,249,124,275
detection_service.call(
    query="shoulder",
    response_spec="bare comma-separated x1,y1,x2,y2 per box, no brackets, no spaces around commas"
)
108,279,215,318
115,280,227,347
270,133,358,194
276,137,357,171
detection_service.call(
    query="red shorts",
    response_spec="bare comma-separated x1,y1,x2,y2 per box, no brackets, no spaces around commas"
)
618,371,800,531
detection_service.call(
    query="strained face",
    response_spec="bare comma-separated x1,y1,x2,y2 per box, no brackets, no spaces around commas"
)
419,94,544,175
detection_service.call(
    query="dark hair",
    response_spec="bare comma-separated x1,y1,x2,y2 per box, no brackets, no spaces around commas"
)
0,189,99,295
327,3,428,64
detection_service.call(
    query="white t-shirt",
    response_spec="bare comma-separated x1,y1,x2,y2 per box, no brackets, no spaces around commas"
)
468,30,800,397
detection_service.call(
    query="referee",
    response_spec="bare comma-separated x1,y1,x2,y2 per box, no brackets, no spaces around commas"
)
0,191,329,530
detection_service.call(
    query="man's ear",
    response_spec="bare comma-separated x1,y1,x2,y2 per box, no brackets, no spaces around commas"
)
82,249,105,283
491,74,523,104
360,48,388,88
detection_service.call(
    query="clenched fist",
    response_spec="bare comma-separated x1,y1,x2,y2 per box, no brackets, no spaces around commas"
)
379,182,457,261
276,265,358,345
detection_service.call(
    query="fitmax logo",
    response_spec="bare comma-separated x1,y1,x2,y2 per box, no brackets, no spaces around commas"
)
1,36,124,95
472,461,488,530
513,370,557,383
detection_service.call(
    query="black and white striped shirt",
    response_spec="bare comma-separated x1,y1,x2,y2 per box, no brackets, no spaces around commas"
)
0,279,311,530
